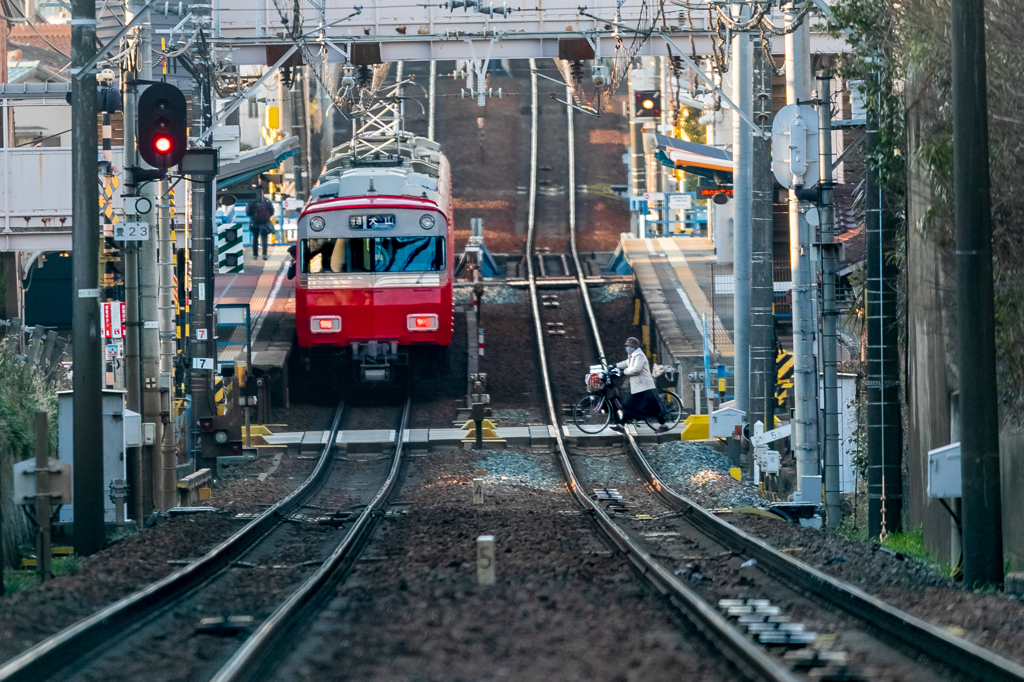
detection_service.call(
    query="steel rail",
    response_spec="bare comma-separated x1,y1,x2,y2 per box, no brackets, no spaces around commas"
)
208,396,412,682
525,60,796,682
0,400,348,682
564,82,607,366
622,439,1024,682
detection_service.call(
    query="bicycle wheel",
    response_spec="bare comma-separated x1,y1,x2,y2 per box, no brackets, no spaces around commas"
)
573,394,612,434
646,389,684,431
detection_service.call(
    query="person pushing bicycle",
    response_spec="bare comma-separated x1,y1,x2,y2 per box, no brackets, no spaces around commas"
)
610,337,668,433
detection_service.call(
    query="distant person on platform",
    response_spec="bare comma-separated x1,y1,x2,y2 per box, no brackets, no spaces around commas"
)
245,190,275,261
611,337,668,433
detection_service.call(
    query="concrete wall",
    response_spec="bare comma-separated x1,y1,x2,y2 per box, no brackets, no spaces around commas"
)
905,72,1024,569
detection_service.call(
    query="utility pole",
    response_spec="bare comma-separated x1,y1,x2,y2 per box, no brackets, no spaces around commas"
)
627,68,645,235
158,178,177,510
785,2,819,489
951,0,1002,585
70,0,104,555
732,17,753,425
136,6,164,511
865,70,902,539
290,71,306,200
749,36,774,431
428,60,436,141
817,71,842,527
121,5,144,523
190,2,215,470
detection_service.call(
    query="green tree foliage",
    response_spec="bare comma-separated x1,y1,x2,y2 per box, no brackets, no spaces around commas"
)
0,336,62,569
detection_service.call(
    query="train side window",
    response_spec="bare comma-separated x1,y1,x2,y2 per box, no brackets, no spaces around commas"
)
373,237,446,272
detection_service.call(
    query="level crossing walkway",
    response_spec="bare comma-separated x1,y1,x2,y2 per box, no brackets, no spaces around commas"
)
619,235,733,361
214,244,294,371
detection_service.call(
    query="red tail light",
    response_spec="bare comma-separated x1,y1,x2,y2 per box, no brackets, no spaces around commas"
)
407,314,438,332
311,316,341,333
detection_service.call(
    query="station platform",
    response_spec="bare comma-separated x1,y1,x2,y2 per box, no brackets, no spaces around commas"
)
259,421,692,452
214,245,294,371
619,236,733,361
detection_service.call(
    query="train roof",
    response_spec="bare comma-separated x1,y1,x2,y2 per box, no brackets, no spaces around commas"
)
302,195,444,214
310,133,449,207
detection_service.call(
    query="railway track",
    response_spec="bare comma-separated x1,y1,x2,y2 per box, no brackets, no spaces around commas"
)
0,397,410,682
526,66,1024,682
523,61,795,682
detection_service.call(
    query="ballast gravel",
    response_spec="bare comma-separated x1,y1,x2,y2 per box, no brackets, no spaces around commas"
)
645,440,767,509
270,448,736,681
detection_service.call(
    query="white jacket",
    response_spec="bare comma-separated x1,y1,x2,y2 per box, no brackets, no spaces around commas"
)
616,350,657,394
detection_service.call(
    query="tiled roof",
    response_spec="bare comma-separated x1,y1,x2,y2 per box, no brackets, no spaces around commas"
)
9,23,71,57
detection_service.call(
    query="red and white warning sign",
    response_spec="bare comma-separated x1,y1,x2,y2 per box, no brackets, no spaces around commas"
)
101,301,126,339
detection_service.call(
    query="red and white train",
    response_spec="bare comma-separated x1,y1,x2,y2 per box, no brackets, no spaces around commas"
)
293,134,453,383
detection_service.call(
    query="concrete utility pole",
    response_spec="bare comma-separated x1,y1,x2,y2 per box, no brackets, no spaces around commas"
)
290,72,306,200
817,71,842,528
627,67,645,235
749,36,774,430
428,60,436,141
865,70,902,539
136,7,164,511
731,16,753,424
785,3,820,489
157,178,177,510
70,0,104,555
950,0,1003,585
190,2,215,468
121,6,144,522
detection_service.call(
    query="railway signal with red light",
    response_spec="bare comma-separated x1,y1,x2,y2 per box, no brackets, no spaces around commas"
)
138,82,187,170
634,91,661,118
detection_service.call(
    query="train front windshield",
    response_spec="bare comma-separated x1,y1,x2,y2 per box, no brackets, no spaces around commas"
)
301,237,446,274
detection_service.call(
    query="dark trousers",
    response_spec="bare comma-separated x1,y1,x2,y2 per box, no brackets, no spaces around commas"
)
251,229,269,257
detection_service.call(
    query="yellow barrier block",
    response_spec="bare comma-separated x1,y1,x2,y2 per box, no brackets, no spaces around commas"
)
461,419,496,431
198,487,212,501
679,414,709,441
730,467,742,481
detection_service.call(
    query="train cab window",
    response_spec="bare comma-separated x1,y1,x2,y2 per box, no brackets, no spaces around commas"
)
301,238,373,274
302,237,446,274
374,237,446,272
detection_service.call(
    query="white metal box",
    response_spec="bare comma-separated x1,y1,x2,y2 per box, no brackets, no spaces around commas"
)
710,407,745,438
927,442,961,498
57,390,129,523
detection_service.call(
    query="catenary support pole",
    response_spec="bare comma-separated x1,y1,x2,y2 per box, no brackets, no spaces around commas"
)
750,36,774,432
865,70,902,539
951,0,1003,585
428,60,436,141
136,9,164,511
628,69,645,236
818,71,842,528
121,6,143,525
190,2,215,470
731,18,753,424
158,178,177,510
71,0,104,555
785,3,819,489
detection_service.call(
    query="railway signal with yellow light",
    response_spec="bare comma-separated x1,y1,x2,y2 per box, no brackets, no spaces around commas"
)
635,90,661,118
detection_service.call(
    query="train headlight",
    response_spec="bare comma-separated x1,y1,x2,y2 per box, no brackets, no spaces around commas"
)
419,214,435,230
309,215,326,232
407,314,439,332
311,316,341,333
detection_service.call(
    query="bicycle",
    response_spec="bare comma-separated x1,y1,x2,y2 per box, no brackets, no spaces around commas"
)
572,365,684,434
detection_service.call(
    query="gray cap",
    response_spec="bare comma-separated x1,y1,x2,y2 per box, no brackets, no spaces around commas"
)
625,337,641,349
